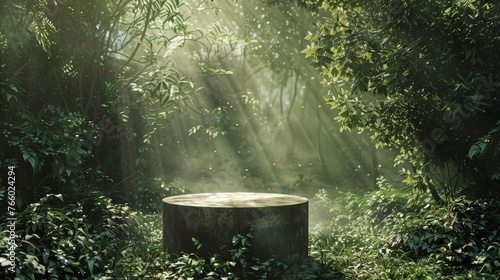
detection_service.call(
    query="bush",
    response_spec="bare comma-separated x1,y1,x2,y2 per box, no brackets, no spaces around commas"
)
0,193,137,279
1,106,106,206
393,198,500,273
311,179,500,279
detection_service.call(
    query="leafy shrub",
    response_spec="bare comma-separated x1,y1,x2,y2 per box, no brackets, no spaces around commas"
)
0,193,137,279
312,177,414,227
1,106,106,206
393,198,500,273
5,106,100,175
107,213,168,279
311,179,500,279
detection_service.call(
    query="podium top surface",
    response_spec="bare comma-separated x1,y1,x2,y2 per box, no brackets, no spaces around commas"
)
163,192,308,208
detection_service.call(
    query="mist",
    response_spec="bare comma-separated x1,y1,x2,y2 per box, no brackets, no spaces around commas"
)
136,0,400,204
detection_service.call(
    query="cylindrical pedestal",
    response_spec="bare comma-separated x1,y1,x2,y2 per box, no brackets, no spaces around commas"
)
163,192,308,261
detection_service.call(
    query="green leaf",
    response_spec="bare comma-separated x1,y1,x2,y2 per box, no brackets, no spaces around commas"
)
402,175,417,185
235,248,243,258
468,142,487,159
10,84,19,93
88,258,95,273
192,237,202,249
26,155,38,171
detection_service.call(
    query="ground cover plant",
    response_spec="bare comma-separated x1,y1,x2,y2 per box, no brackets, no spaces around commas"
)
5,184,499,279
310,177,500,279
93,215,344,279
0,192,139,279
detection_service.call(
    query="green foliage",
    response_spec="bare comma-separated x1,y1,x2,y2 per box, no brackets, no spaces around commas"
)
109,219,278,279
0,105,110,207
311,181,500,279
0,0,200,204
394,198,500,274
313,177,415,227
110,215,342,279
0,193,137,279
131,65,193,110
303,0,500,199
106,214,170,279
167,229,344,280
468,120,500,181
3,106,100,179
165,228,289,280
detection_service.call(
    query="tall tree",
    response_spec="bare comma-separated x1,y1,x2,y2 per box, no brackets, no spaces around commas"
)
0,0,192,205
302,0,500,200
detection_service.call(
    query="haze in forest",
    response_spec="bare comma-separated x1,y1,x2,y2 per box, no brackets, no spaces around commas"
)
137,0,399,199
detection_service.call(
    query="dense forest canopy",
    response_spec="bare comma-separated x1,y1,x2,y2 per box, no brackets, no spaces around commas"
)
1,0,499,279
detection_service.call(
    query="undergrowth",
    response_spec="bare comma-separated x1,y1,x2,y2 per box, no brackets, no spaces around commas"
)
3,176,499,279
112,215,343,279
311,177,500,279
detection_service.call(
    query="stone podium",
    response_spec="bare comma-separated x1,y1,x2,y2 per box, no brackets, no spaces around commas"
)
162,192,308,261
